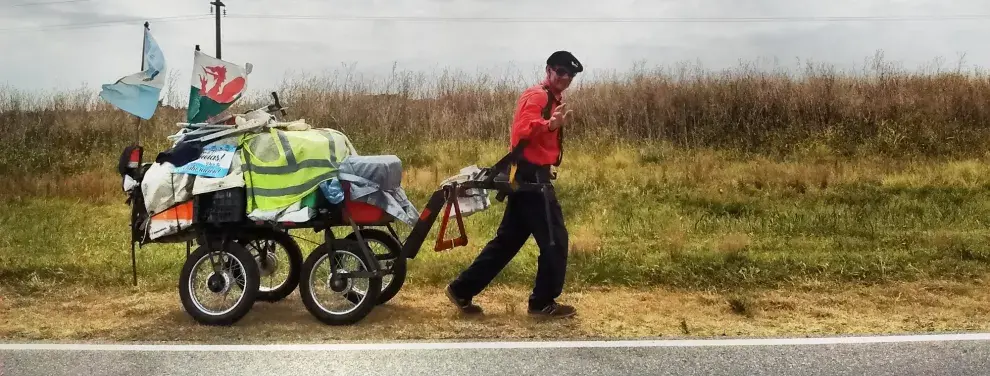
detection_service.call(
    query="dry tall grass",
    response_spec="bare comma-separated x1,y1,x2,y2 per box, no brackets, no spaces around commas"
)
3,53,990,181
7,54,990,309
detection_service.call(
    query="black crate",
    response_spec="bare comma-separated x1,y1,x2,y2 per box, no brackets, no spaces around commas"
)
195,187,246,224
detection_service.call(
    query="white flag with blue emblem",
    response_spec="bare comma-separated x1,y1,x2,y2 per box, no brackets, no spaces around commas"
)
99,26,166,120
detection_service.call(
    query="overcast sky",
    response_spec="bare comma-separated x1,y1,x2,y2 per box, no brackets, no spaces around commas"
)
2,0,990,105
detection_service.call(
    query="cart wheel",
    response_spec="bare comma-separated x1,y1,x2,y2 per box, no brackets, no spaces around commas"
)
178,241,259,326
299,241,382,325
345,229,406,305
237,228,303,303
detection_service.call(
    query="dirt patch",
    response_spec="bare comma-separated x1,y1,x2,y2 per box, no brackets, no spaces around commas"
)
2,280,989,343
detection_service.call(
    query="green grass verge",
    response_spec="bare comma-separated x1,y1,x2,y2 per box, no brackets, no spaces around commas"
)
4,142,990,294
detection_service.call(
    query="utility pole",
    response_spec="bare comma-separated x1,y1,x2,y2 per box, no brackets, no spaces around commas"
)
210,0,225,58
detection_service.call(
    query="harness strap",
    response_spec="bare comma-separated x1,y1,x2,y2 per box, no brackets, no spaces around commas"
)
509,85,564,188
540,85,563,167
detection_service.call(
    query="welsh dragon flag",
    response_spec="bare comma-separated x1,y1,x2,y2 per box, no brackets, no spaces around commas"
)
187,50,252,123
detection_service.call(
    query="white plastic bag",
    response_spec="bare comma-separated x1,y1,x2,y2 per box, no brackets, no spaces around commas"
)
141,162,195,217
440,165,491,218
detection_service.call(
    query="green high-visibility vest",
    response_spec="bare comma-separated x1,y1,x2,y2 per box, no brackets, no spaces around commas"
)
239,127,357,213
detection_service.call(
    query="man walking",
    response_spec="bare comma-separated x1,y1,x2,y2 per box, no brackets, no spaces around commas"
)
446,51,583,319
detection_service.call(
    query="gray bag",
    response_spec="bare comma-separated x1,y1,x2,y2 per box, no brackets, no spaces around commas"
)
337,155,419,226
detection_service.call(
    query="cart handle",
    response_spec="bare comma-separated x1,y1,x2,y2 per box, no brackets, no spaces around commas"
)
483,140,529,184
399,140,556,259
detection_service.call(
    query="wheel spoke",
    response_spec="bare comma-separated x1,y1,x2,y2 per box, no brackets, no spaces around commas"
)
188,249,247,316
308,250,372,315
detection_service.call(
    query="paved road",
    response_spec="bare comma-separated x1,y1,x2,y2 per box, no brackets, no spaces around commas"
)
2,333,989,375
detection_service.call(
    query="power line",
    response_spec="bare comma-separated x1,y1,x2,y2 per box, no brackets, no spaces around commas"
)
0,15,210,32
225,14,990,23
2,12,988,34
4,0,92,7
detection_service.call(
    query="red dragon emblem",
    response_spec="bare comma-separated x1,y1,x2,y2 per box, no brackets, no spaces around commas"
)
198,65,245,103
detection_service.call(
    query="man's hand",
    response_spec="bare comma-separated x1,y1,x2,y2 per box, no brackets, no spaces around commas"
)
548,103,572,131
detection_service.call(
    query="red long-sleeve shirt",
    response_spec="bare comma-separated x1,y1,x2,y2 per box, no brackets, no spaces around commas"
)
509,80,562,166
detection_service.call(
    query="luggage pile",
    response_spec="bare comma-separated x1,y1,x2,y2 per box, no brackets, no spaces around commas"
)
119,95,421,326
137,107,418,243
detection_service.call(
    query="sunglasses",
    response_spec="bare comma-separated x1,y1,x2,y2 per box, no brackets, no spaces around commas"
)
552,66,577,77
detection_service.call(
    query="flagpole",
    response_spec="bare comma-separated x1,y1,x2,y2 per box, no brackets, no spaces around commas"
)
130,21,148,287
134,21,148,147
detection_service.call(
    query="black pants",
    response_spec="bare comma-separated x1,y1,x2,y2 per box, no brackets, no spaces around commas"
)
449,167,569,310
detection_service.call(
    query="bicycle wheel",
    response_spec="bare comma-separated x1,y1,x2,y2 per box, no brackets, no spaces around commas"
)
178,240,259,326
237,228,303,302
345,228,406,305
299,240,382,325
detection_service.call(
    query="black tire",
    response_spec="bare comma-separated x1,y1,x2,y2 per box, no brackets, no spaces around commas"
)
299,241,382,326
237,228,303,303
178,240,259,326
345,229,406,305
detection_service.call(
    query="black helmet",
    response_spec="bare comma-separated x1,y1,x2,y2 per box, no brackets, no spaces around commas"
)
547,51,583,74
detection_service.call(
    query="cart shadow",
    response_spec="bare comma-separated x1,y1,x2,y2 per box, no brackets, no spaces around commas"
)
101,288,575,342
153,294,495,333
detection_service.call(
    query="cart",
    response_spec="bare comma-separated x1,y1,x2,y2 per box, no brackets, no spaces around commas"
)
117,93,553,326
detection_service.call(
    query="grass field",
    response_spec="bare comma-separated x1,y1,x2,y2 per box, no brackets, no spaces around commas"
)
5,141,990,293
3,55,990,339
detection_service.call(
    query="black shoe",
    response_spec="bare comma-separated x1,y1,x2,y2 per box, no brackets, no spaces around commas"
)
446,285,483,315
528,302,576,319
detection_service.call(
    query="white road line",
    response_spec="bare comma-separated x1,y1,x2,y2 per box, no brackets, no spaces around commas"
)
1,333,989,352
